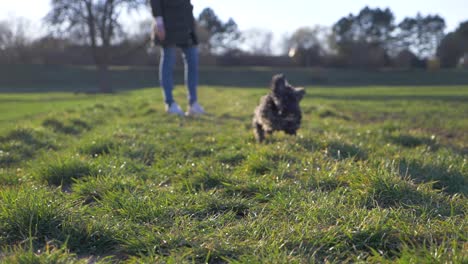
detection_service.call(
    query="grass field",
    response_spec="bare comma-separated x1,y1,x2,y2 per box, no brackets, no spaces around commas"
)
0,78,467,262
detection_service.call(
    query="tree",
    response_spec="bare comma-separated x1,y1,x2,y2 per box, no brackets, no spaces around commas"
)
241,28,274,55
197,7,223,54
333,7,395,47
284,26,331,67
197,8,224,36
332,7,395,67
197,8,242,54
0,22,12,51
46,0,145,93
437,21,468,67
393,49,426,69
0,17,34,64
218,18,242,53
397,14,446,59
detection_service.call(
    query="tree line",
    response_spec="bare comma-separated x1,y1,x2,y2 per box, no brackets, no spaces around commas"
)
283,7,467,69
1,2,467,71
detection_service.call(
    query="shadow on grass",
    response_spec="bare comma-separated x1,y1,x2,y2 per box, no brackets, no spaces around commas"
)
387,134,438,149
183,197,250,221
80,138,118,157
283,226,401,262
216,151,246,166
182,173,231,192
368,175,465,219
35,158,98,187
42,118,91,135
0,186,120,255
189,246,240,264
124,143,157,166
386,133,466,157
318,108,351,121
325,141,368,161
398,159,467,195
0,128,56,167
294,137,319,152
224,182,276,203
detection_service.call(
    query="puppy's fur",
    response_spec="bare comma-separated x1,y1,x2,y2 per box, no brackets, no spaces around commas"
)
253,74,305,142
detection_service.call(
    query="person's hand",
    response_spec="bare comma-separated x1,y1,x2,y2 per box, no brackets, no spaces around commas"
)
153,17,166,41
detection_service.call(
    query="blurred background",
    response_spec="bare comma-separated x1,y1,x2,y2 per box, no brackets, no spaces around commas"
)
0,0,467,92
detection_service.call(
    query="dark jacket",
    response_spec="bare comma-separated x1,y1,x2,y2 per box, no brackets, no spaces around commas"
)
150,0,198,47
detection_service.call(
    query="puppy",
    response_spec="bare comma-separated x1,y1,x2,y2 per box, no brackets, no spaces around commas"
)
253,74,305,142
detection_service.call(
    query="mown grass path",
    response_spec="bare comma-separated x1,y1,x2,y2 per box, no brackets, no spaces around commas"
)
0,86,467,263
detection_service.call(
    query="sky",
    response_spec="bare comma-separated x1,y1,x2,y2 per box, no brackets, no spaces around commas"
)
1,0,466,36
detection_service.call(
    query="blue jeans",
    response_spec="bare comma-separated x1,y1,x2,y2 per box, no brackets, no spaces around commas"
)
159,46,199,106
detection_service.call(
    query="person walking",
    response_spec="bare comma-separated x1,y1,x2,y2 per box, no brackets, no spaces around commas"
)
150,0,205,116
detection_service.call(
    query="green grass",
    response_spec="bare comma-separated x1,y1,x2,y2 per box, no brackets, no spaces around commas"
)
0,93,106,123
0,84,467,263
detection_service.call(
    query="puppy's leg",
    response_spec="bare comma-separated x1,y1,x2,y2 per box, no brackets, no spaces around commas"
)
253,122,265,142
284,129,297,136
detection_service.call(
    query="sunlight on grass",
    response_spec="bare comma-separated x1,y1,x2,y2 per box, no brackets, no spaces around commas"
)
0,85,466,263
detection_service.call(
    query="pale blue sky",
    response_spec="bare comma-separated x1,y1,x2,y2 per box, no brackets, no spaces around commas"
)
1,0,466,34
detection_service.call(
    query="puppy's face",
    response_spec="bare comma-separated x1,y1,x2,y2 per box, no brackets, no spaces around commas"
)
271,74,305,114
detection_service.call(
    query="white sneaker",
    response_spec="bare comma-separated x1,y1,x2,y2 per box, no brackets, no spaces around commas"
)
185,102,205,116
165,103,184,116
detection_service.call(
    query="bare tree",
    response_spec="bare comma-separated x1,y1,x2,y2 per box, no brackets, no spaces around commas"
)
242,28,274,55
0,21,13,51
283,26,332,67
46,0,145,93
0,17,34,64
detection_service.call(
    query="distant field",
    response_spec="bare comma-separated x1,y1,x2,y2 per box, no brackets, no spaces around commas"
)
1,64,468,92
0,82,467,262
0,93,106,126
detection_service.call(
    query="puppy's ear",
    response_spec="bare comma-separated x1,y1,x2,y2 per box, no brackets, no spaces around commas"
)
294,87,305,101
271,74,286,94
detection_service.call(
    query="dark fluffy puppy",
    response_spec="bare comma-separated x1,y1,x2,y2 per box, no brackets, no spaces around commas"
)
253,74,305,142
